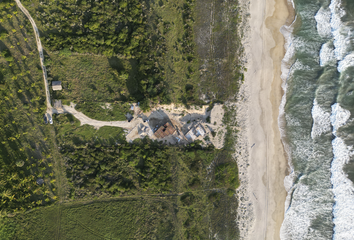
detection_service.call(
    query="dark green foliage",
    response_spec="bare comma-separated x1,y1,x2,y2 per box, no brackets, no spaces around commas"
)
0,3,57,214
62,139,173,196
75,101,132,121
36,0,146,57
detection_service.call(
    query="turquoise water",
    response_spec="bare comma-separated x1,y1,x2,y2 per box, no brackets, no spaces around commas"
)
280,0,354,239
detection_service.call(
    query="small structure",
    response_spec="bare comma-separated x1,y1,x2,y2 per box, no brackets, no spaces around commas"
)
126,113,133,122
185,129,197,141
185,123,206,141
138,124,153,137
154,122,176,138
52,81,62,91
195,124,206,137
53,99,62,109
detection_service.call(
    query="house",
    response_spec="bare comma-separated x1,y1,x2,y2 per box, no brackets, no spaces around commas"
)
154,122,176,138
52,81,62,91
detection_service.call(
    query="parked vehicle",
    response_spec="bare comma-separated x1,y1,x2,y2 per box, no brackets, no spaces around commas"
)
48,114,53,124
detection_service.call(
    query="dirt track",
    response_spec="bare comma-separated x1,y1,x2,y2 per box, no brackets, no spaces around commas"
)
56,104,143,130
15,0,52,112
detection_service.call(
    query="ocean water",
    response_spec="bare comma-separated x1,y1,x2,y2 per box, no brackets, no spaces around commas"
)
279,0,354,239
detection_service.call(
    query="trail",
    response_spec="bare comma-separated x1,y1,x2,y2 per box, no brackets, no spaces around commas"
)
56,103,143,130
15,0,52,113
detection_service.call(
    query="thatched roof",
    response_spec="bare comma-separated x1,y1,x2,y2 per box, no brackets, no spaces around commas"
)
154,122,176,138
52,81,62,91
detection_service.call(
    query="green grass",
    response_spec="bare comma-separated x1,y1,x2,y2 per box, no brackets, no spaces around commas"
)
47,54,134,103
75,101,132,121
147,0,202,105
53,113,126,146
4,191,238,240
8,199,177,240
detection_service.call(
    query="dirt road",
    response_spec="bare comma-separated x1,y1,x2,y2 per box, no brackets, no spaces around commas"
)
56,104,143,130
15,0,52,112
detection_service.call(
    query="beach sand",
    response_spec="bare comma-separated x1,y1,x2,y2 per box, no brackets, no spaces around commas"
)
239,0,293,239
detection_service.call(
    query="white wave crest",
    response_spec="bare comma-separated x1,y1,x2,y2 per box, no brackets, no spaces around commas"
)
331,137,354,240
281,164,335,240
279,17,297,240
338,52,354,73
315,7,332,38
330,103,350,132
280,183,311,240
311,99,331,139
279,15,297,157
330,103,354,240
319,41,336,67
329,0,347,60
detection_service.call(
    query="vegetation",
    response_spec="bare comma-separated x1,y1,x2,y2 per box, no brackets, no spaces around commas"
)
0,0,243,238
25,0,170,105
75,101,132,121
6,200,176,239
24,0,244,109
53,114,238,198
0,2,57,215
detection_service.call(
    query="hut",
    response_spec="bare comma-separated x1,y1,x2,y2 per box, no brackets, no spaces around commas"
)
52,81,62,91
154,122,176,138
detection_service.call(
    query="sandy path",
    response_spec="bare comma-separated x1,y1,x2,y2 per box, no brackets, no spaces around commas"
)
245,0,291,239
57,104,142,130
15,0,52,111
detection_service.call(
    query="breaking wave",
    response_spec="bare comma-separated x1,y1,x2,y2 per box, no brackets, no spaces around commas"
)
280,0,354,239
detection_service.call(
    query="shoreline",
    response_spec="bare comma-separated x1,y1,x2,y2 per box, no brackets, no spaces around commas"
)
236,0,294,239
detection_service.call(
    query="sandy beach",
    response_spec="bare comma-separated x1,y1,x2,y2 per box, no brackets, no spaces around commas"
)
237,0,294,239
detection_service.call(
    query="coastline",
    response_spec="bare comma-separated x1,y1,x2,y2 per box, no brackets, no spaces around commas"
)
236,0,294,239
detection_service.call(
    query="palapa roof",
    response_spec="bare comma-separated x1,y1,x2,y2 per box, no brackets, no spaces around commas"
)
52,81,62,91
154,122,176,139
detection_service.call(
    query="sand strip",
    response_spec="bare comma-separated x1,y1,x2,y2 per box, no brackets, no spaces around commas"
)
236,0,293,239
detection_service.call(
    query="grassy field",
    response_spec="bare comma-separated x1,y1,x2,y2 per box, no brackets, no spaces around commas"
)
1,192,238,239
46,53,137,103
7,199,177,240
53,113,126,146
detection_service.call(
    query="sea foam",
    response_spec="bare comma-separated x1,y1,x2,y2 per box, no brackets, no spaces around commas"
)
319,42,336,67
338,52,354,73
315,7,332,38
329,0,348,60
311,99,331,139
330,103,354,240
